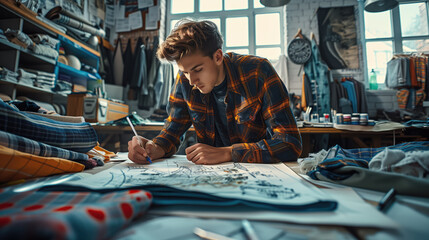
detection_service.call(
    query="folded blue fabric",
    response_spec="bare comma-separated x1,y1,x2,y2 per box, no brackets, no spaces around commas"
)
0,130,89,161
0,99,97,153
308,141,429,181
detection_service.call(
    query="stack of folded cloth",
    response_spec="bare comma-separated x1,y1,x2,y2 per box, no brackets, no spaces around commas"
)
4,29,59,60
0,98,105,185
22,68,56,90
0,67,18,82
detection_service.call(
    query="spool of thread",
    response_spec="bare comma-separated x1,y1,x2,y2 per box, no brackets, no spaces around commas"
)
351,117,360,125
343,114,351,124
335,113,343,124
58,55,68,65
360,113,369,126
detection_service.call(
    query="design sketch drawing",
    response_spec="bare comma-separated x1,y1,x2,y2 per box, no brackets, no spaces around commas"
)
68,155,332,206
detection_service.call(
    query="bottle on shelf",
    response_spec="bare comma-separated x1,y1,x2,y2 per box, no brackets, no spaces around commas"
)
369,69,378,90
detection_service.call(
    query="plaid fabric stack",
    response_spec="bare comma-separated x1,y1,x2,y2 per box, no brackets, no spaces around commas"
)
0,99,98,184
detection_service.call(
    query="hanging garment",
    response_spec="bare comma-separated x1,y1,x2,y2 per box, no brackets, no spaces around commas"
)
341,80,358,113
98,37,115,84
122,38,134,87
112,39,124,86
304,37,331,116
130,41,147,92
154,61,175,110
273,54,289,87
139,37,160,110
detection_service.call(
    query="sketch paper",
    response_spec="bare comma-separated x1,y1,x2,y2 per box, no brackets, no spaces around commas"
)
50,155,335,211
129,11,143,30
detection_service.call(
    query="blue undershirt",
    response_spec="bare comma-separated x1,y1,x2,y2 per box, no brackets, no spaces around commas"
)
211,77,231,147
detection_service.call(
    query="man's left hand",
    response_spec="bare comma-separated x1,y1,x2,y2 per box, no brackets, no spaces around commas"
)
185,143,232,164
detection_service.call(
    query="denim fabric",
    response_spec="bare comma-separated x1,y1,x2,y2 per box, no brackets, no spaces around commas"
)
304,38,331,117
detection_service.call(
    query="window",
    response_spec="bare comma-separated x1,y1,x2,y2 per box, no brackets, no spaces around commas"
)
362,0,429,89
166,0,284,62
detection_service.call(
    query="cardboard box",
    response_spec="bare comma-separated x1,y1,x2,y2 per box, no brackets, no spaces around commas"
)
67,93,129,123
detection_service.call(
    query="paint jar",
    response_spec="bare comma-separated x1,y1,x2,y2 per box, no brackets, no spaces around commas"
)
311,113,319,123
335,113,343,124
351,117,360,125
359,113,369,126
368,120,376,126
324,113,330,123
343,114,351,124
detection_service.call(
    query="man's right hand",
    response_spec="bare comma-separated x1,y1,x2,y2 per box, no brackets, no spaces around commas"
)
127,136,165,164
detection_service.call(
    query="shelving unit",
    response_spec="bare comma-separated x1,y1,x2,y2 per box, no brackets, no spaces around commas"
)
0,0,101,108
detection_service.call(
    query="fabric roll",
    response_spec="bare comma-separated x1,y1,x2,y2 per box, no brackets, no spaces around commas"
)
47,12,105,37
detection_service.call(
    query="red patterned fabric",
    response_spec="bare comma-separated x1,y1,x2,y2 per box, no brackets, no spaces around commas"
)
0,187,152,239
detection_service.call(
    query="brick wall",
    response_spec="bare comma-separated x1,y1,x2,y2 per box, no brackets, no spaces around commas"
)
366,90,399,118
285,0,361,95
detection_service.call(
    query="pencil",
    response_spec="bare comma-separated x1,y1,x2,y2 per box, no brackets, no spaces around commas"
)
126,117,152,163
377,188,396,212
242,219,259,240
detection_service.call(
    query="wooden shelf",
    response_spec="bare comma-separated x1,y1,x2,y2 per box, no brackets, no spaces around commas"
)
0,0,100,58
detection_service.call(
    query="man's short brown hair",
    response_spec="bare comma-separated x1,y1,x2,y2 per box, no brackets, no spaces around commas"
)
157,19,223,62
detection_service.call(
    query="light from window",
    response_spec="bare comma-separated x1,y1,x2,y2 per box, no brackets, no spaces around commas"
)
197,18,221,32
366,41,393,85
403,39,429,52
364,11,392,39
226,17,249,47
171,0,194,14
199,0,222,12
227,49,249,55
400,3,428,37
225,0,248,10
170,20,179,33
255,13,280,45
254,0,264,9
256,47,281,61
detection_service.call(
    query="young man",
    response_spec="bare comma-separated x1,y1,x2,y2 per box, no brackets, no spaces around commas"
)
128,19,302,165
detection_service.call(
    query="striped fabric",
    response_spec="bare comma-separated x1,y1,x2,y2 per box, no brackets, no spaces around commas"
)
153,53,302,163
308,141,429,181
0,145,85,184
0,188,152,239
0,99,97,153
0,130,89,161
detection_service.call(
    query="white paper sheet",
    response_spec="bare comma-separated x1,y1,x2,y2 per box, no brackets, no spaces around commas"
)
129,11,143,30
116,18,130,33
61,155,334,207
138,0,154,9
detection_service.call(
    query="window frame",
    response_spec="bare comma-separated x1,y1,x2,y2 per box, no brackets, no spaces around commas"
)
360,0,429,89
165,0,285,62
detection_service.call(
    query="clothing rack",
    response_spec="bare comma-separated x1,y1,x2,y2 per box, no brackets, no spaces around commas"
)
117,30,159,53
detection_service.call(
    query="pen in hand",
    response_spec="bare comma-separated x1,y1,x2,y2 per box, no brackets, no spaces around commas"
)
126,117,152,163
